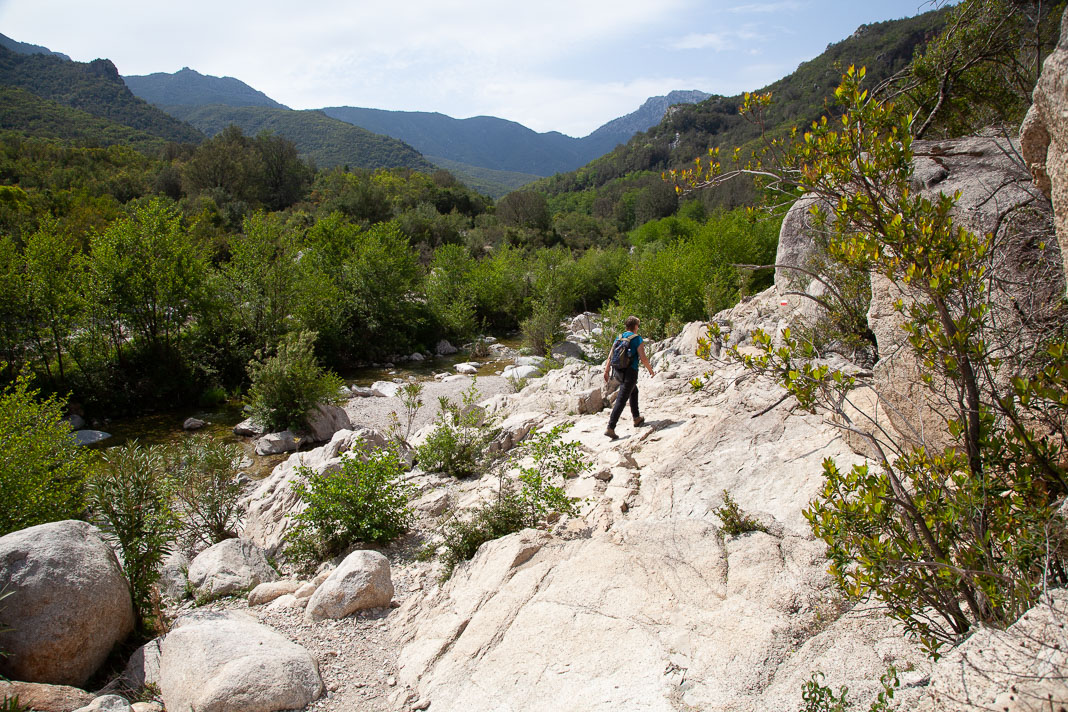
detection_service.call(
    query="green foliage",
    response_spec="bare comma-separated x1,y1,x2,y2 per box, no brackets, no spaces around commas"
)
285,445,414,568
713,490,768,536
88,442,180,631
388,381,424,447
425,244,478,340
799,667,899,712
900,0,1066,138
246,330,345,433
0,696,30,712
520,300,564,356
417,380,498,479
437,423,586,579
703,68,1068,655
438,494,528,580
162,435,243,548
511,423,587,526
0,369,89,536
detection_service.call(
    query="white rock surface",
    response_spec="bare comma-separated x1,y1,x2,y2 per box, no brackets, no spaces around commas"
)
454,363,479,375
182,417,205,430
155,611,322,712
304,403,353,443
436,339,458,355
305,550,394,622
187,538,278,599
502,364,540,380
0,520,134,686
253,430,298,456
248,579,302,606
372,381,401,397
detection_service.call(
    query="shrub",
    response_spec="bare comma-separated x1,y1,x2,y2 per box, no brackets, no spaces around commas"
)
799,667,898,712
439,493,527,579
520,299,564,356
162,435,243,548
387,381,424,447
88,442,180,632
246,330,345,432
285,444,414,569
417,380,497,479
0,370,91,536
713,490,768,536
437,423,586,579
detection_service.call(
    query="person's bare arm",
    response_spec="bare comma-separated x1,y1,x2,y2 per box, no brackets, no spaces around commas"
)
638,343,654,377
603,356,612,382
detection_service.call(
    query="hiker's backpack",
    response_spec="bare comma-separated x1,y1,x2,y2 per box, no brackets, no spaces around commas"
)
610,333,639,370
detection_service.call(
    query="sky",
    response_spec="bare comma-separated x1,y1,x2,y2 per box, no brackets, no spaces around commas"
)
0,0,941,137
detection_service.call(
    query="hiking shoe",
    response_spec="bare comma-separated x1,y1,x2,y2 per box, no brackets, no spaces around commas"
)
605,427,618,439
633,416,646,427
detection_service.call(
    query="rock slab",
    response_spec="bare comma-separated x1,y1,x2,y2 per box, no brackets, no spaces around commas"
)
0,520,134,686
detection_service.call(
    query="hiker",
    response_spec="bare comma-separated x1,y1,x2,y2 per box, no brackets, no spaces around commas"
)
603,315,654,439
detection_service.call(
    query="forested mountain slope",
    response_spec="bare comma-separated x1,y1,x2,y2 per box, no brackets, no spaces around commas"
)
162,104,435,172
0,44,203,144
124,67,288,109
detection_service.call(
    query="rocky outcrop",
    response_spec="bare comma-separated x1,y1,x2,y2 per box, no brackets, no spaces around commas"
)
253,429,297,456
304,403,352,443
918,589,1068,711
187,538,278,599
304,550,394,622
390,290,932,711
145,611,322,712
0,520,134,686
242,427,392,557
1022,7,1068,289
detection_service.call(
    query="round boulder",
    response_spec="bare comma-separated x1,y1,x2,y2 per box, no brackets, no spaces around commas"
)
304,550,393,622
0,520,134,686
158,611,322,712
187,539,278,600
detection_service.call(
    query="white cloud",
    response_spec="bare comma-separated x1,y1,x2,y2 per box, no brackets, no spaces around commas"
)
727,0,804,13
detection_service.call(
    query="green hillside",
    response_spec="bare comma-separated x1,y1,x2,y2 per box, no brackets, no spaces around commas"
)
162,104,435,172
426,155,541,198
0,85,170,152
0,45,202,145
537,8,948,201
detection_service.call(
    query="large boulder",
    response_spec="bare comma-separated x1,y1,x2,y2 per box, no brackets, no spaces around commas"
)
0,520,134,686
0,681,94,712
242,428,391,557
303,403,352,443
304,550,393,622
1022,7,1068,290
186,538,278,599
152,611,322,712
253,430,297,456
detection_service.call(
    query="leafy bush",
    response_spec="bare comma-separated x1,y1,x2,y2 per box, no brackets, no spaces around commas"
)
285,445,414,569
439,494,528,579
88,442,180,631
246,330,345,432
417,380,498,478
520,299,564,356
0,369,90,537
713,490,768,536
437,423,586,579
162,435,243,548
388,382,424,447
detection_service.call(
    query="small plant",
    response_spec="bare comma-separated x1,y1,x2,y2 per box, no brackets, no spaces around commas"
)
470,337,492,358
714,490,768,536
162,435,243,548
506,375,529,393
388,381,424,447
285,444,414,569
246,330,345,432
520,300,563,356
799,667,898,712
438,492,528,580
1,696,30,712
88,442,181,633
0,586,13,660
512,423,586,526
417,379,498,478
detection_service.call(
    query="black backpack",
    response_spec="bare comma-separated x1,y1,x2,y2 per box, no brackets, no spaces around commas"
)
610,333,639,370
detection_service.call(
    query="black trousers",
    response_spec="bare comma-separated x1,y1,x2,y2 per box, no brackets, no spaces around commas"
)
608,368,640,428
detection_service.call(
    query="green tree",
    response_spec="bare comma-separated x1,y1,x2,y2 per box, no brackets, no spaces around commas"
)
0,369,89,537
22,219,84,384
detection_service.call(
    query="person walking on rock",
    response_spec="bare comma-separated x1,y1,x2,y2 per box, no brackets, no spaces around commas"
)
603,315,654,439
